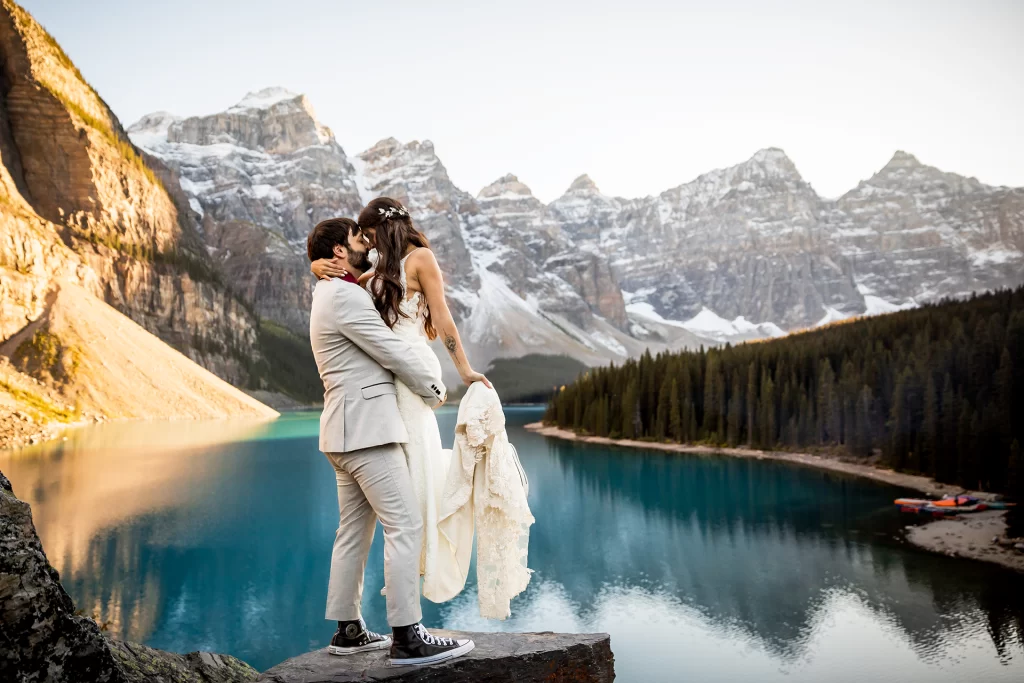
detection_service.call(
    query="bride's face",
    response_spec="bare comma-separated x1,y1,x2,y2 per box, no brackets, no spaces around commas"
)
362,227,377,249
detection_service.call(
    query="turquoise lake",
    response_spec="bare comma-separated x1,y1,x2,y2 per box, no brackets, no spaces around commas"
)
2,406,1022,682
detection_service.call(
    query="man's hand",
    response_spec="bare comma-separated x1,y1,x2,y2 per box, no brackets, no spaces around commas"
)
311,257,349,280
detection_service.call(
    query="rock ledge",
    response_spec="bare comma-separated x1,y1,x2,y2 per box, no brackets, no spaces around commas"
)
258,630,614,682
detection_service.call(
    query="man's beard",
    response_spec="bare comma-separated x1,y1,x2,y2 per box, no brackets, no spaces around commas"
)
349,249,372,272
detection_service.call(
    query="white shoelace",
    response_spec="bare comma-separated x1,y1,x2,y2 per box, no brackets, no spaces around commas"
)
414,623,455,647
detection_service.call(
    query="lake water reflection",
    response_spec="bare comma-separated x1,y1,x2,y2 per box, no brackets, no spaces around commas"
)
1,407,1021,681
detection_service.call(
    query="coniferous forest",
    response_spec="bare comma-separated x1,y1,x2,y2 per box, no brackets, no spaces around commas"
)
544,286,1024,499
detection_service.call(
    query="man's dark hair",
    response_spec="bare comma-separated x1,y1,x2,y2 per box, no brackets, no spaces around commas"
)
307,217,360,262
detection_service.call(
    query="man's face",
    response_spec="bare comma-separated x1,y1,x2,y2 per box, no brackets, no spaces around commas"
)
337,228,372,272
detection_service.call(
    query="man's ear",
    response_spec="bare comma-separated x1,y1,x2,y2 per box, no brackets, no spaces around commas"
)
331,244,347,260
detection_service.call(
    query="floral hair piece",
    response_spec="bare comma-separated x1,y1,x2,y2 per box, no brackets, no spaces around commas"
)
378,205,409,219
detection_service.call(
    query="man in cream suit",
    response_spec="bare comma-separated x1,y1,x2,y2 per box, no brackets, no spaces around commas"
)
306,218,474,667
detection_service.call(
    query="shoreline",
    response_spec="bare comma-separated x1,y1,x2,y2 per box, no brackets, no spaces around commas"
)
525,422,1024,573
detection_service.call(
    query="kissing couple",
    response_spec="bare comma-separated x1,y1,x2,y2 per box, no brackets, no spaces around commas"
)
305,196,529,668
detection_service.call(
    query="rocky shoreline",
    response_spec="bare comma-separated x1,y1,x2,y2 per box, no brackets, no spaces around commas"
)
525,422,1024,573
0,407,66,451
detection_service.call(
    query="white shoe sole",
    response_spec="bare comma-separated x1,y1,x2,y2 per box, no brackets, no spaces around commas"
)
389,639,475,667
328,638,391,656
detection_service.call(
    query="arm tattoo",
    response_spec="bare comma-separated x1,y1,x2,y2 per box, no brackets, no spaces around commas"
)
444,333,464,369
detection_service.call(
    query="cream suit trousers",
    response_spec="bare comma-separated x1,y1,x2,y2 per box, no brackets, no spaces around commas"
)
323,443,423,627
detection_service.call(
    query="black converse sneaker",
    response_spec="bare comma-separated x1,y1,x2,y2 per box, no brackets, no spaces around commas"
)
389,623,475,667
328,619,391,656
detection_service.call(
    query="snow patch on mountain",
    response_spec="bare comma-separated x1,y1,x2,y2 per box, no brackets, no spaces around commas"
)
628,303,786,342
228,87,301,112
863,295,917,316
816,306,852,327
969,245,1023,267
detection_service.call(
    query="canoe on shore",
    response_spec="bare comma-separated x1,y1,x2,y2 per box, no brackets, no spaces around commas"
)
895,495,991,517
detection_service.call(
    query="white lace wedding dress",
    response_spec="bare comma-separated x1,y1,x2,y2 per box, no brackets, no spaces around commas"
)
383,251,534,618
387,251,453,603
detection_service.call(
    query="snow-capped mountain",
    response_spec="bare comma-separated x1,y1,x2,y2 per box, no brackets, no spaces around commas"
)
129,88,363,331
129,89,1024,373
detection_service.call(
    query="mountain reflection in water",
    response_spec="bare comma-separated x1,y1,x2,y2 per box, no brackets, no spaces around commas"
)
1,408,1020,681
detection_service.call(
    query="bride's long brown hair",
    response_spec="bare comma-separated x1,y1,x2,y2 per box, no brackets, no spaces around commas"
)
358,196,437,339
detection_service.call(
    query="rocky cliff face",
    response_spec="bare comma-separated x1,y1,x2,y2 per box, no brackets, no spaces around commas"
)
826,151,1024,306
0,0,265,387
130,87,1024,365
591,148,861,328
558,148,1023,328
353,143,642,365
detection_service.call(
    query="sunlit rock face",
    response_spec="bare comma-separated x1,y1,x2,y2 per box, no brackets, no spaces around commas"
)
0,1,264,386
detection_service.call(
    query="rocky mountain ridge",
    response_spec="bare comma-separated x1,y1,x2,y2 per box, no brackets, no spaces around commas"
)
131,87,1024,375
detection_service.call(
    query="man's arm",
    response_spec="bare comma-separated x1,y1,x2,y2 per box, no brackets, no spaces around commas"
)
334,285,446,406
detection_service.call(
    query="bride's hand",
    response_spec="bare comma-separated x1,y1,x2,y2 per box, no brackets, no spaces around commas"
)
461,370,492,389
311,257,348,280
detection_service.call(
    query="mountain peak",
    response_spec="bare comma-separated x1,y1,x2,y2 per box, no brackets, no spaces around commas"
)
126,111,182,147
883,150,922,170
478,174,535,199
745,147,800,178
127,111,180,134
228,87,302,112
567,174,600,193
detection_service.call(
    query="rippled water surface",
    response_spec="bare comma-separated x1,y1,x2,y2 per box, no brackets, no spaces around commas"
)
2,407,1022,681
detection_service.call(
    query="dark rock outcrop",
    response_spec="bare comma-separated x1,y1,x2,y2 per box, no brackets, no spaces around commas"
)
0,469,259,683
258,630,614,683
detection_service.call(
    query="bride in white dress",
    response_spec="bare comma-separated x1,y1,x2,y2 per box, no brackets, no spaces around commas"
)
312,196,490,602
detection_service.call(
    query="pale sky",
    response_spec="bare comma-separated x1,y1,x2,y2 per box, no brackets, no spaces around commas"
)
22,0,1024,202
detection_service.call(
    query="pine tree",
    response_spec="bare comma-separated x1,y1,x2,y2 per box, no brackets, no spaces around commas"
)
759,371,775,448
853,385,873,458
703,356,722,442
669,378,683,442
655,377,671,439
921,375,939,478
596,395,610,437
818,360,837,443
956,401,976,488
727,376,742,446
1008,439,1022,502
938,374,957,482
888,370,910,470
687,401,698,444
621,379,639,439
746,362,757,446
994,348,1014,453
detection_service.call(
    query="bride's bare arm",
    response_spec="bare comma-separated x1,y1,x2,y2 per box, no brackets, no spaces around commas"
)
310,257,349,280
409,249,491,388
